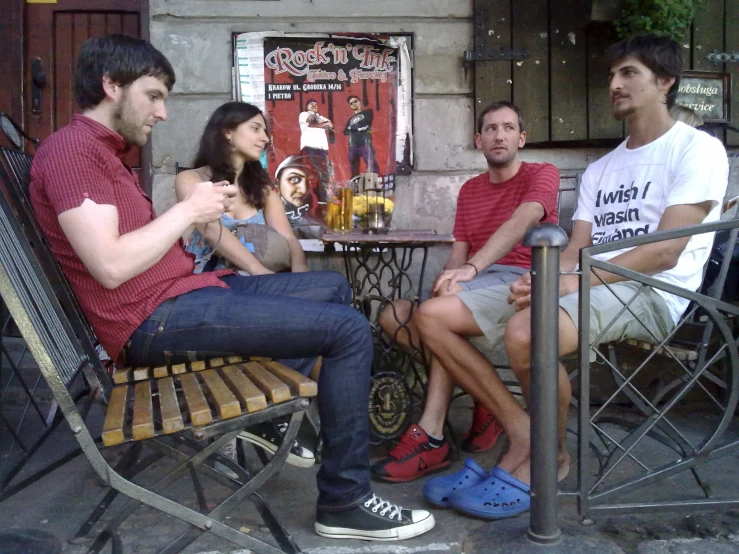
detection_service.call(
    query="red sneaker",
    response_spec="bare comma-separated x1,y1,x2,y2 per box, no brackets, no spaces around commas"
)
371,425,451,483
461,404,504,453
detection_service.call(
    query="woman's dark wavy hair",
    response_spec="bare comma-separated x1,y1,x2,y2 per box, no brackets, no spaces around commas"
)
605,34,683,109
192,102,271,210
75,34,175,111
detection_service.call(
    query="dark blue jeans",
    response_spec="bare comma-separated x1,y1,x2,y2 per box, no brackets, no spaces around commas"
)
348,143,379,177
126,271,373,510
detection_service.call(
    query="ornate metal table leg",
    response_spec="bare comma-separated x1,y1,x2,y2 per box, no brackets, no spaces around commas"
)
340,242,432,444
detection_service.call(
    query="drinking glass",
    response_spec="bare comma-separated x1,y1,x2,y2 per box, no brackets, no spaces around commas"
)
337,186,354,233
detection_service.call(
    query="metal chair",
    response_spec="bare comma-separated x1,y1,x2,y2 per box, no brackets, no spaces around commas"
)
577,217,739,519
0,146,315,553
0,147,92,500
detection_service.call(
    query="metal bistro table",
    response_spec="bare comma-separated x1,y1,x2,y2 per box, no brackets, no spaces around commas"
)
322,229,454,444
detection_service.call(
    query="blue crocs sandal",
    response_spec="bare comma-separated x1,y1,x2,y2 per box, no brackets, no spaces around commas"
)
450,466,530,519
423,457,489,508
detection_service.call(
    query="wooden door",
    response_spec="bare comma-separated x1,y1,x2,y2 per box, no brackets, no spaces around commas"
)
24,0,147,181
0,1,23,150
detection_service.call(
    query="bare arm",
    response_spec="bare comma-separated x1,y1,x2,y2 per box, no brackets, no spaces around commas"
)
308,121,334,129
509,202,714,310
58,180,234,289
581,201,714,289
307,113,333,129
467,202,545,271
174,170,272,276
560,219,594,272
263,188,308,272
444,241,471,270
506,219,593,310
433,201,545,294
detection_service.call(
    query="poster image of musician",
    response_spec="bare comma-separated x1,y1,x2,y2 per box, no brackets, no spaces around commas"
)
235,33,412,239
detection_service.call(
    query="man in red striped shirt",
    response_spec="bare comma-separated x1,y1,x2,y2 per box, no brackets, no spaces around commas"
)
30,34,435,542
373,102,559,483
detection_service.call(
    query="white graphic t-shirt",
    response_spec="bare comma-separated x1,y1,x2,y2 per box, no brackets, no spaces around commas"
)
299,111,329,151
574,121,729,323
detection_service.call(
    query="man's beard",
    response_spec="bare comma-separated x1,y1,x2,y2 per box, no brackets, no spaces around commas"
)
484,149,517,168
612,101,636,121
112,91,147,147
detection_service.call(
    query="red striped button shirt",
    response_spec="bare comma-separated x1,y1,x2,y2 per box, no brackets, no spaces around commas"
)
29,115,230,362
453,162,560,269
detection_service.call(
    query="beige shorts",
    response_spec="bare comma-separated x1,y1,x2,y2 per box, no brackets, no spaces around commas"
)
420,264,527,301
457,281,675,358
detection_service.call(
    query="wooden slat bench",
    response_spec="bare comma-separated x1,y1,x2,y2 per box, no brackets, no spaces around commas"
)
621,339,697,362
103,356,317,447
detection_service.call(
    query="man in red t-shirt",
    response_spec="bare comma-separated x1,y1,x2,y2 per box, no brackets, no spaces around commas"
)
373,102,559,483
29,34,435,542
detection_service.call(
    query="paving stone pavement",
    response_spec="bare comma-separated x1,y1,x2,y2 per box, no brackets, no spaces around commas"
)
2,353,739,553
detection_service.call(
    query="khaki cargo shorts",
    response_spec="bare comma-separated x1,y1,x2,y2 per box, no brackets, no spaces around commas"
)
458,280,674,358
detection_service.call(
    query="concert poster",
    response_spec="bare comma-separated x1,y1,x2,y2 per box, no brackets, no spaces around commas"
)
234,33,412,240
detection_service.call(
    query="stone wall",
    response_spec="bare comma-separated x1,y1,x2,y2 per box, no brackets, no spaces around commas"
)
148,0,739,278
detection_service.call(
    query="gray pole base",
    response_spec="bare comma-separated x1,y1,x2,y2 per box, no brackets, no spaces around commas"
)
463,518,624,554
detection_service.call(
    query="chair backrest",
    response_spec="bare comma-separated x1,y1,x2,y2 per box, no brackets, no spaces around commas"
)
681,211,739,356
0,148,33,195
0,146,112,392
556,171,581,237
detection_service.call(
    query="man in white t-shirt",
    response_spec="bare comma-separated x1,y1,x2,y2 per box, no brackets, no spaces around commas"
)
299,99,332,159
298,98,333,204
416,34,728,520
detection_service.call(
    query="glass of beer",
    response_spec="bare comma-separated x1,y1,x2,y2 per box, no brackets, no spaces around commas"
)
334,185,354,233
325,201,340,230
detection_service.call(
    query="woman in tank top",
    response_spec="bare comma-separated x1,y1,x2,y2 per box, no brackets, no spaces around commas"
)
175,102,308,275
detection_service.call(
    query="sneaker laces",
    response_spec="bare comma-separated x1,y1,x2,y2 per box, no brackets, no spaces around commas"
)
276,422,305,454
364,494,402,520
388,427,424,460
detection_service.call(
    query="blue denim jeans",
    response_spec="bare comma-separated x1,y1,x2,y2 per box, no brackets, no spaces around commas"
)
126,271,373,510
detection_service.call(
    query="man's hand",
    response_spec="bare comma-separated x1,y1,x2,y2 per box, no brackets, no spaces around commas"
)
183,180,237,225
507,272,532,311
507,272,580,312
432,264,477,296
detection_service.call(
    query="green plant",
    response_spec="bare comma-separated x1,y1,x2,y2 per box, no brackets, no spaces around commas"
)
614,0,703,41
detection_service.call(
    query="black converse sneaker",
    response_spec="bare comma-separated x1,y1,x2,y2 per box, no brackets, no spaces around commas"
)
315,493,435,541
239,421,315,468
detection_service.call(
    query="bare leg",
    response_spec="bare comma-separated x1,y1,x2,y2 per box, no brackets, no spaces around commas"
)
378,295,462,439
417,355,455,438
378,288,461,357
415,295,531,477
503,307,579,484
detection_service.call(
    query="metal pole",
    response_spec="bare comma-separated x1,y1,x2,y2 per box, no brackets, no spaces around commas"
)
523,223,569,545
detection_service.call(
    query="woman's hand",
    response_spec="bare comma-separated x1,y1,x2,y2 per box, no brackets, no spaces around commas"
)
249,264,275,276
